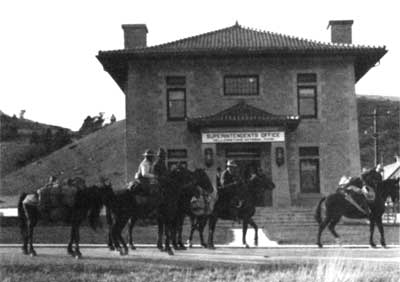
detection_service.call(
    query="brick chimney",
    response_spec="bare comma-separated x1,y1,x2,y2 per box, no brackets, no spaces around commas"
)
327,20,353,44
122,24,148,49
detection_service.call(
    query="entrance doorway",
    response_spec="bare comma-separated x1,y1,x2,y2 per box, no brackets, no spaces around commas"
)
218,143,272,206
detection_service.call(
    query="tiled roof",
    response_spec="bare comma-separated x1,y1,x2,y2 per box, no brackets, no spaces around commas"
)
97,23,387,89
187,101,300,131
101,23,386,54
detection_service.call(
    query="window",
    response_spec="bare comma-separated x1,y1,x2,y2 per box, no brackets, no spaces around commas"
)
167,149,187,170
166,76,186,120
297,73,317,118
299,146,320,193
224,75,259,96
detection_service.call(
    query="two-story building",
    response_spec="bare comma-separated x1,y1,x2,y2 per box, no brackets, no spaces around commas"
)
97,20,386,207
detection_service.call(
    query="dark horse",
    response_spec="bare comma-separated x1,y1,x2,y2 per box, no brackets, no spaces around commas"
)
105,168,206,255
188,174,275,249
18,177,106,258
315,169,399,248
171,168,214,250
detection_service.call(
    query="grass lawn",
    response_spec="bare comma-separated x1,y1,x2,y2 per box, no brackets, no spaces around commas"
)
1,221,399,246
1,252,399,282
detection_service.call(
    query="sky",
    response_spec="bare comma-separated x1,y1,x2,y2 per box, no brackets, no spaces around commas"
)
1,0,399,130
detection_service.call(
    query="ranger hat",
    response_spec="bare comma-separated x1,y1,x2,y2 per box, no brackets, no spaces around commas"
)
143,149,156,156
226,160,238,167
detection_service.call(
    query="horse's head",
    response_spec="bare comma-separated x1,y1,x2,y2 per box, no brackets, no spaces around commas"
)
361,169,382,191
383,178,400,203
193,169,214,194
96,179,114,206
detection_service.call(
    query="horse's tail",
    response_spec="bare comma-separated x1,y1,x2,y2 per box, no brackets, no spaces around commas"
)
314,197,326,224
18,192,28,229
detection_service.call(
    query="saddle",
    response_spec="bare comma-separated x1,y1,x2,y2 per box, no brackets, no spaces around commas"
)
127,178,160,197
37,181,78,210
336,175,374,215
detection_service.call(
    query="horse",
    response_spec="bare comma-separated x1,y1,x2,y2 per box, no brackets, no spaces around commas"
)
315,169,398,248
188,173,275,249
17,177,107,258
171,168,215,250
106,168,205,255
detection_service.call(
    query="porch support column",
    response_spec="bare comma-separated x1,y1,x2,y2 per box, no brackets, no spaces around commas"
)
271,141,291,208
201,143,217,188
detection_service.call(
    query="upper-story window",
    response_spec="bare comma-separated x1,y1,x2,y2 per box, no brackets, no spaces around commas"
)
166,76,186,121
297,73,317,118
224,75,259,96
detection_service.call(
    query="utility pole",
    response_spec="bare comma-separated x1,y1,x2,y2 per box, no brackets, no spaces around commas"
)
372,108,379,166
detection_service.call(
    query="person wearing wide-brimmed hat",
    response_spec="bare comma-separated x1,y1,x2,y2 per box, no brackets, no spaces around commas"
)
135,149,156,181
220,160,239,188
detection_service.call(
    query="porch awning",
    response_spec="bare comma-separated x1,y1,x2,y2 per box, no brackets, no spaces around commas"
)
187,101,300,131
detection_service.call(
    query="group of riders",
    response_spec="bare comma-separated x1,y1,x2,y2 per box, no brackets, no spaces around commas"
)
33,148,385,219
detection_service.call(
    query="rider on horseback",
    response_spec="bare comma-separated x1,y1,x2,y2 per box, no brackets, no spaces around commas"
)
220,160,242,222
133,149,158,195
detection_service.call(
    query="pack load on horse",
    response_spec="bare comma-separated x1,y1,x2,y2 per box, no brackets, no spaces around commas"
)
315,165,399,248
336,164,383,216
18,176,109,258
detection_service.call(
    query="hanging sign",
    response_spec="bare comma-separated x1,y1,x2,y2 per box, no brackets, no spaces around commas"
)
202,131,285,143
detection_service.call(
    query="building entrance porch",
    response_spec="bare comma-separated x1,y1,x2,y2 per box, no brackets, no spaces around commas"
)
217,143,273,206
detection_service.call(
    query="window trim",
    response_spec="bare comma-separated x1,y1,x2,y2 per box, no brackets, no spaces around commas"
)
223,75,259,96
299,158,320,193
299,146,320,194
167,88,186,121
297,85,317,119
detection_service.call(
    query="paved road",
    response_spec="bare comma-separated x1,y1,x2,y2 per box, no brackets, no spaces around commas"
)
1,244,399,265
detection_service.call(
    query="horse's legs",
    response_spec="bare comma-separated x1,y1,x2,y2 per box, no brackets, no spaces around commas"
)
242,220,249,248
20,207,28,255
174,215,186,250
375,216,386,247
207,216,217,249
188,216,196,248
317,216,330,248
198,217,207,248
26,207,38,256
327,217,342,245
157,218,164,250
67,225,75,256
163,221,174,255
128,217,137,250
27,218,37,256
73,223,82,259
248,218,258,247
369,219,377,247
107,226,115,251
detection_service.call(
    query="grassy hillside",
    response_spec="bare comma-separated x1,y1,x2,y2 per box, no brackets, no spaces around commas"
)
0,112,74,176
0,121,126,206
